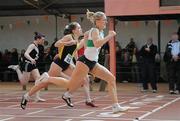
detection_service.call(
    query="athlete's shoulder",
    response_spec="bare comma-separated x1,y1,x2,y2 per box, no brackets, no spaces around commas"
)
28,43,36,48
63,34,73,40
90,28,99,36
91,28,98,32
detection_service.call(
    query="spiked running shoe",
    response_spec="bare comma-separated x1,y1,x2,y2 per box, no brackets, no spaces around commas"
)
85,101,98,107
62,94,74,107
20,95,28,110
112,105,129,113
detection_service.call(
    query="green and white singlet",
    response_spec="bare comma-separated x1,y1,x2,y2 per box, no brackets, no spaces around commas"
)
84,28,104,62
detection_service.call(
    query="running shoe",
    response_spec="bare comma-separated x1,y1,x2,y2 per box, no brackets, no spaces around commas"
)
20,95,28,110
62,94,74,107
85,101,98,107
8,65,19,70
112,105,129,113
34,96,46,102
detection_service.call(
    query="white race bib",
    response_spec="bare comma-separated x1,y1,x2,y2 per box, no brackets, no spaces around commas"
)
64,54,73,64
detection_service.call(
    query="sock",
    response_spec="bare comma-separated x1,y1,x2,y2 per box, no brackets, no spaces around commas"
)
35,91,41,98
86,98,92,103
113,103,120,108
64,91,72,98
84,85,92,102
24,93,30,101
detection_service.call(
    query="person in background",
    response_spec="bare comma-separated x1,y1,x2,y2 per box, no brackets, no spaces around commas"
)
0,51,3,81
163,32,180,94
116,41,122,82
10,48,19,81
140,37,157,93
126,38,138,82
50,38,58,58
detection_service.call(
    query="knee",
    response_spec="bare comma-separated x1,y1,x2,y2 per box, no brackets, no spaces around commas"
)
20,79,28,85
85,76,90,83
107,75,116,86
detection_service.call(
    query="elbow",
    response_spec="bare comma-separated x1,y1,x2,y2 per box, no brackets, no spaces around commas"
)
54,43,58,47
24,53,28,58
54,42,60,47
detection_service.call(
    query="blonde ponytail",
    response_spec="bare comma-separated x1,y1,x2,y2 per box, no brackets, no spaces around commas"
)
86,9,106,24
86,9,95,23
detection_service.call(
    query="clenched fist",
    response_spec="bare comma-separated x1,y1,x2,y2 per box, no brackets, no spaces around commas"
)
108,31,116,37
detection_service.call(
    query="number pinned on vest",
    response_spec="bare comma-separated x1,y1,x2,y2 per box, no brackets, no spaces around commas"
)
64,54,73,64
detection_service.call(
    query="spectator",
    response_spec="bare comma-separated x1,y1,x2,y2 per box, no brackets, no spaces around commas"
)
19,49,25,71
50,38,58,58
163,32,180,94
140,37,157,93
2,49,11,67
10,48,19,81
131,48,140,82
37,44,45,73
0,51,2,81
121,48,131,82
126,38,139,82
44,47,53,71
10,48,19,65
99,42,109,65
126,38,137,58
2,49,11,81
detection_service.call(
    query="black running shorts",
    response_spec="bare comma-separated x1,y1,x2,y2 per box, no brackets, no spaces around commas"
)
53,57,70,71
77,55,97,71
22,62,37,72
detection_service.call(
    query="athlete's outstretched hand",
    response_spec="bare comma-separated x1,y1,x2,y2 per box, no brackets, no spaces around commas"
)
108,31,116,37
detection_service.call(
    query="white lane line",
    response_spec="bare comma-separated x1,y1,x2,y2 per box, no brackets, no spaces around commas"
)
12,115,134,120
7,104,19,108
142,119,180,121
3,92,21,96
102,101,127,110
80,111,95,117
0,117,14,121
129,95,147,102
64,119,73,121
0,99,9,101
136,97,180,120
52,104,68,109
102,95,147,110
26,109,45,115
0,115,14,117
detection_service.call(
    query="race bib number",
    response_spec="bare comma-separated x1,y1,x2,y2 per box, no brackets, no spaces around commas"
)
64,54,73,64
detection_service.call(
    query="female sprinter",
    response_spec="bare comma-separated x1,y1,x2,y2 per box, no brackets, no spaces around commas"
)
8,32,45,102
62,10,129,113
